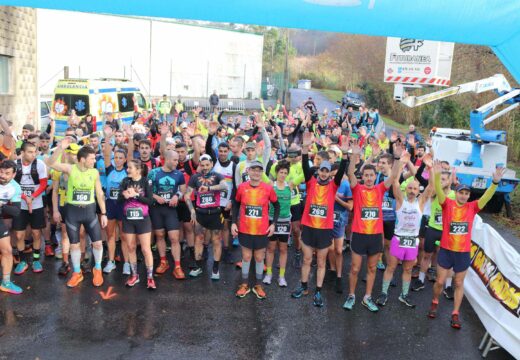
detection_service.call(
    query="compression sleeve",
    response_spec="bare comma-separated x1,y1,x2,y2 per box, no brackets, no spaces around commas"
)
478,183,498,209
271,200,280,224
31,178,48,199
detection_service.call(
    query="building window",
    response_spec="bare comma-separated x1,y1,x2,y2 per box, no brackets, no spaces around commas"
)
0,55,12,94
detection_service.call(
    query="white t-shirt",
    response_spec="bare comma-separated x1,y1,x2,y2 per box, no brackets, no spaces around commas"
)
19,159,47,210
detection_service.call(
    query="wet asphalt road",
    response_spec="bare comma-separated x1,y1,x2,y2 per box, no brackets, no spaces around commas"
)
0,243,514,360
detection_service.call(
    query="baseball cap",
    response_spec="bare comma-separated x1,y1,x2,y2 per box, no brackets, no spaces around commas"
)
456,183,471,192
200,154,212,162
287,149,301,158
248,160,264,170
245,142,256,150
65,143,80,155
319,161,332,171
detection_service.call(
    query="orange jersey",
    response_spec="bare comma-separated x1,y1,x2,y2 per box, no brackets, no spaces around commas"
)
236,181,277,235
440,198,480,252
301,177,339,229
351,182,388,235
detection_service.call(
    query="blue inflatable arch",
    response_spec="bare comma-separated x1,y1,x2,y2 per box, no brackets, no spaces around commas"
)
3,0,520,82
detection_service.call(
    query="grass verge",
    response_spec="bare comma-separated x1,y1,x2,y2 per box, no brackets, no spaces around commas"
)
314,88,344,104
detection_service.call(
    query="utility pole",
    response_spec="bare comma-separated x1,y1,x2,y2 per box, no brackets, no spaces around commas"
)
282,29,289,105
148,19,152,102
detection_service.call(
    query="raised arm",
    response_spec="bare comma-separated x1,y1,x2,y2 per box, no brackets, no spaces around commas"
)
301,131,313,182
384,142,407,189
478,167,505,209
0,115,14,150
45,138,72,174
335,135,349,186
102,125,114,169
433,161,446,205
348,138,362,188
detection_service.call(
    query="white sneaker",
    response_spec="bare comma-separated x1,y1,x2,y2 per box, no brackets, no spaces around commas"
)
278,277,288,287
263,274,272,285
122,262,131,275
189,267,203,277
211,270,220,281
103,261,116,274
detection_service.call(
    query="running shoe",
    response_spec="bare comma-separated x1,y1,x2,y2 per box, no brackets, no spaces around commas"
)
32,260,43,273
103,261,117,274
398,293,416,308
335,277,343,294
155,261,170,275
147,278,157,290
411,279,425,292
427,267,437,282
292,252,302,269
235,284,250,298
235,261,243,269
67,272,84,288
173,266,186,280
189,267,203,278
55,245,63,259
58,262,70,276
313,291,324,307
291,286,309,298
211,270,220,281
44,244,55,257
122,262,131,275
342,295,355,310
14,261,28,275
443,286,454,300
92,268,104,287
450,314,462,329
376,293,388,307
278,277,288,287
427,302,438,319
411,266,420,278
232,237,239,247
263,274,272,285
362,297,379,312
252,285,267,299
126,275,140,287
0,281,23,295
376,261,386,271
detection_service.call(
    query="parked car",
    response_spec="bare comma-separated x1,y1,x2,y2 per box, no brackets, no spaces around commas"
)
341,90,365,109
40,97,52,132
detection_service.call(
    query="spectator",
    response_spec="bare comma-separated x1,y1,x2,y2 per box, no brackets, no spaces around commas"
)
209,90,219,113
158,94,172,122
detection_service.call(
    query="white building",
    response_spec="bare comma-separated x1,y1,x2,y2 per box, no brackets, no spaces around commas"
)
37,10,263,99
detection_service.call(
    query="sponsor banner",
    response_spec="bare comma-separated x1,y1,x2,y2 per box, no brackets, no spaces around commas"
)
465,215,520,359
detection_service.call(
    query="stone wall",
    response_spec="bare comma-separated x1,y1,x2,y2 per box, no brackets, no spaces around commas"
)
0,6,38,134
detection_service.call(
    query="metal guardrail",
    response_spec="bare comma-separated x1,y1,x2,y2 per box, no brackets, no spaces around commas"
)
183,98,246,113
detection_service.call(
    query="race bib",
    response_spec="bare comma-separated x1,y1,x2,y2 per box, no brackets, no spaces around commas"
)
109,188,120,200
158,191,173,201
382,198,392,211
126,207,144,220
309,204,327,218
398,235,417,249
274,221,291,235
73,189,91,203
449,222,468,235
434,213,442,225
199,192,216,207
361,207,379,220
21,186,34,197
245,205,262,218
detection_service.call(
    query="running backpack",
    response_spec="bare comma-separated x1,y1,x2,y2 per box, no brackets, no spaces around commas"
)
15,159,39,185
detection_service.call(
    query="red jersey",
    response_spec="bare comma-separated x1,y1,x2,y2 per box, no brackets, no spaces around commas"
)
236,181,277,235
351,182,388,235
440,198,480,252
301,177,339,229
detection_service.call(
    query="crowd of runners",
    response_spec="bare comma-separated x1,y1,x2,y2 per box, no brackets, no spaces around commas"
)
0,97,506,330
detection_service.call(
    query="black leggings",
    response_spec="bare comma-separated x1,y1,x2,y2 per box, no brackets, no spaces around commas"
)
65,204,102,245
